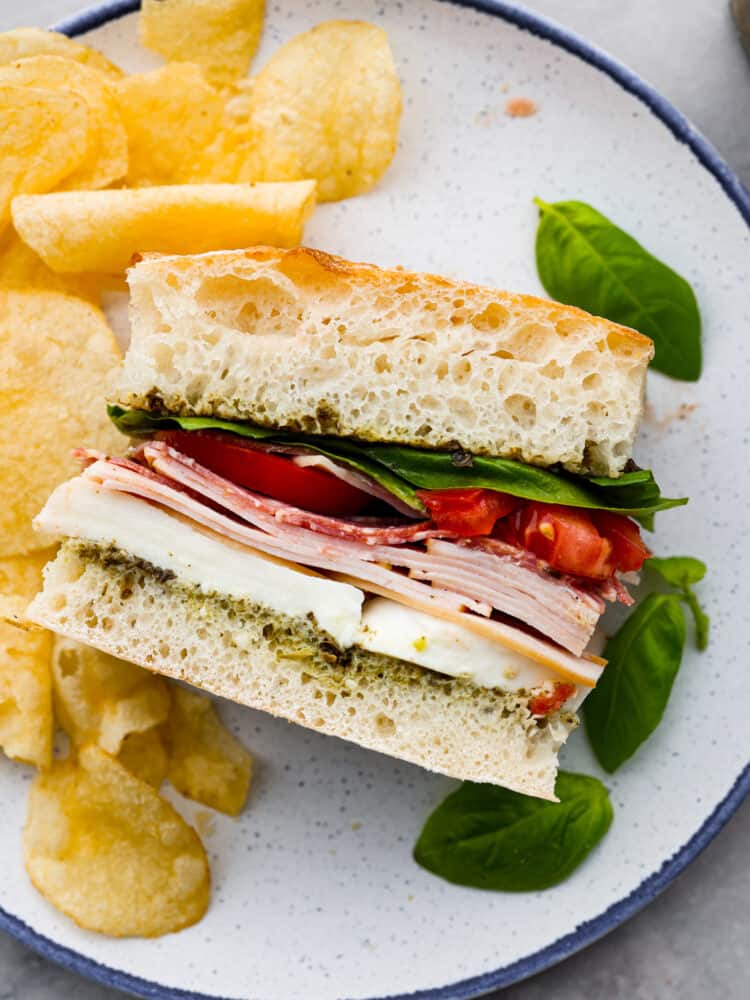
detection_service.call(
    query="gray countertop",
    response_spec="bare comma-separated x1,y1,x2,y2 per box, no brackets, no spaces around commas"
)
1,1,749,997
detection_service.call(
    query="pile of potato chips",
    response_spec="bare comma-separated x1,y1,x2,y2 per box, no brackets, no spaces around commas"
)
0,1,402,939
0,7,401,285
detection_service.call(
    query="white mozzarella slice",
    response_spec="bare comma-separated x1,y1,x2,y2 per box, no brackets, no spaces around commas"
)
358,597,583,699
35,477,364,647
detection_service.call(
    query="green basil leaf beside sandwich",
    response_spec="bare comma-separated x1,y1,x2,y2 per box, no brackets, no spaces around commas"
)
108,405,686,521
584,593,687,773
413,771,613,891
534,198,702,381
648,556,710,650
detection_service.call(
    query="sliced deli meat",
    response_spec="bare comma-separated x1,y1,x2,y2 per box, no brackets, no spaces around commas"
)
75,444,607,669
45,463,603,688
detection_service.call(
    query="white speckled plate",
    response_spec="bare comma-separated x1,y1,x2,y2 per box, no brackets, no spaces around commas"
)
2,1,750,997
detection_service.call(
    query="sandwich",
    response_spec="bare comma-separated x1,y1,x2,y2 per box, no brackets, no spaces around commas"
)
28,247,683,800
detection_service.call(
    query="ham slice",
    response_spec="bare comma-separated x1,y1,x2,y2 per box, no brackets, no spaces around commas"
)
275,506,445,545
471,535,633,608
362,538,602,655
83,457,492,619
78,457,604,685
79,443,602,655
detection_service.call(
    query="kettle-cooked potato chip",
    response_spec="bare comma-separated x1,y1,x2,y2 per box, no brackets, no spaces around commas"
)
247,20,402,201
0,230,101,301
0,55,127,191
188,78,302,185
24,744,210,937
0,291,123,556
113,63,225,186
0,593,43,630
0,84,89,231
0,27,123,79
117,727,169,789
166,686,252,816
12,181,316,273
0,549,54,769
140,0,265,85
52,638,170,755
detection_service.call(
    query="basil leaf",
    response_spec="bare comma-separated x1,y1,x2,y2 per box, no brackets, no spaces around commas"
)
637,512,655,532
534,198,702,381
109,406,686,518
282,436,425,513
647,556,706,588
358,443,686,518
107,405,426,513
683,593,710,651
587,469,668,509
413,771,612,892
584,594,686,772
108,405,278,440
647,556,709,650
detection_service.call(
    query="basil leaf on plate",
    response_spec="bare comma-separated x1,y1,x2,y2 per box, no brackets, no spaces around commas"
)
110,406,686,518
413,771,613,892
534,198,702,381
647,555,706,588
584,593,687,773
648,556,710,650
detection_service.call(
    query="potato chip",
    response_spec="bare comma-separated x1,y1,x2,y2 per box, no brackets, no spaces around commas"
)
247,20,402,201
0,291,123,556
0,230,101,302
140,0,265,85
0,84,89,231
24,744,210,937
188,78,302,185
113,63,225,186
0,548,53,603
0,593,43,630
0,27,123,79
193,809,216,839
0,55,128,191
12,181,316,274
93,272,130,296
0,550,54,769
166,686,252,816
117,727,169,789
52,637,170,755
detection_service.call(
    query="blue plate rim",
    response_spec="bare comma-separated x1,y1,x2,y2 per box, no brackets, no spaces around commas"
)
2,1,749,998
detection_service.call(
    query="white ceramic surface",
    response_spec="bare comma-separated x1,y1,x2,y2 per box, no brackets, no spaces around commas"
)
2,2,749,998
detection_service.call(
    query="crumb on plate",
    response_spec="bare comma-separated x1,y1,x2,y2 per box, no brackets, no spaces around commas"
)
504,96,538,118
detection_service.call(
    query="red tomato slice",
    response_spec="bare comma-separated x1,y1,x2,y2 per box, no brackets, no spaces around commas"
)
592,511,651,572
417,488,521,537
528,681,577,717
515,503,615,579
157,431,372,516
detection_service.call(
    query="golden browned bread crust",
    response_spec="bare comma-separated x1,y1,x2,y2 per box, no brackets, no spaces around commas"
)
136,244,652,354
122,246,654,476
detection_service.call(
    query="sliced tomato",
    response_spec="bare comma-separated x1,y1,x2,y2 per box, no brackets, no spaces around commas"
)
501,503,649,578
592,511,651,573
157,431,372,516
416,488,521,537
512,503,615,579
528,681,577,717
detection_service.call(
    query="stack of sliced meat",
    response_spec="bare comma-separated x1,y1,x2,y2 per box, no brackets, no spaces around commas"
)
76,440,637,658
